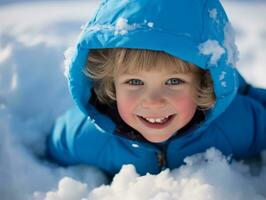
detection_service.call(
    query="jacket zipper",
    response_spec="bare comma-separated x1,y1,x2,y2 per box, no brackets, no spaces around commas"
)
157,151,167,170
156,140,169,171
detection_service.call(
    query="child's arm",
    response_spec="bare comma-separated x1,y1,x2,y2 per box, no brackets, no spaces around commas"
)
237,70,266,107
46,106,159,175
47,107,86,165
47,106,115,167
213,94,266,157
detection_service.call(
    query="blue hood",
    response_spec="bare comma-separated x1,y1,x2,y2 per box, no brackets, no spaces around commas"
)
66,0,239,133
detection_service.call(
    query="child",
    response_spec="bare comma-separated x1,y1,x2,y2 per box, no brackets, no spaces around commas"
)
48,0,266,176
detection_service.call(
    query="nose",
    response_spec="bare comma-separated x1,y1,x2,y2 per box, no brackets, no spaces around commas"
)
141,90,166,109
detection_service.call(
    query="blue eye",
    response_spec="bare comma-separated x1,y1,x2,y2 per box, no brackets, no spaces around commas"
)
165,78,184,85
127,79,144,85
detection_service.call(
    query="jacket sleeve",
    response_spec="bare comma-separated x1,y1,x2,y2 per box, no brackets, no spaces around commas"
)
215,94,266,157
46,106,161,176
237,70,266,107
47,106,115,166
47,106,87,165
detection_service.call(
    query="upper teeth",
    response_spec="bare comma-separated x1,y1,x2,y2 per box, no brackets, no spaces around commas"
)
144,116,170,123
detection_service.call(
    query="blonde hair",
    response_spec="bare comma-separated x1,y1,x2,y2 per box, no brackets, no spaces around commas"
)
84,48,215,110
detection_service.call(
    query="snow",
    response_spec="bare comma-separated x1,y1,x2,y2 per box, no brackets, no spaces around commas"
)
147,22,154,28
209,8,218,22
199,40,225,66
86,17,154,36
219,71,227,81
44,177,90,200
199,21,239,67
0,0,266,200
64,47,75,79
223,22,239,66
115,18,133,35
36,149,266,200
223,0,266,88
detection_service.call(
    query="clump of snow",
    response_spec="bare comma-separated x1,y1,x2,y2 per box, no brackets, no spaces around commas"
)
219,71,227,81
114,18,155,35
115,17,137,35
147,22,154,28
199,39,225,65
219,71,227,87
87,24,113,32
87,18,154,35
132,143,140,148
209,8,218,22
32,166,107,200
64,47,75,79
44,177,89,200
0,43,12,62
223,22,239,67
202,10,239,68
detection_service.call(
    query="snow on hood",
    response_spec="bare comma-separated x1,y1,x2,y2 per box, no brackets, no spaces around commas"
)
66,0,239,131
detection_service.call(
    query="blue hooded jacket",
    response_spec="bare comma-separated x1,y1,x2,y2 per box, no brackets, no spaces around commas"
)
48,0,266,176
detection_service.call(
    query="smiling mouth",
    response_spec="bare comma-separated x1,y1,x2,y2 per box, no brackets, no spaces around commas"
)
137,114,176,129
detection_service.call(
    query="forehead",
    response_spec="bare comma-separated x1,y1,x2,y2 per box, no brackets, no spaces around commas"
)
122,68,186,78
115,56,193,75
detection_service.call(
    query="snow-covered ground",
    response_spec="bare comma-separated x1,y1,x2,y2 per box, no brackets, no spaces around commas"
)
0,1,266,200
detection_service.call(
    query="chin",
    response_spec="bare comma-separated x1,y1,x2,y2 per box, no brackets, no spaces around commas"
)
143,134,172,143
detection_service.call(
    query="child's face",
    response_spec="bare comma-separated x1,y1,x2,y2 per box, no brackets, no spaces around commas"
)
114,65,198,143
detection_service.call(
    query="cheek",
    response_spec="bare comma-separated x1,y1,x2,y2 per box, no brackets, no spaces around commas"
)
172,92,197,116
116,90,139,120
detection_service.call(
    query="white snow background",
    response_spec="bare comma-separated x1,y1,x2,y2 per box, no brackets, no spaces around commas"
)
0,0,266,200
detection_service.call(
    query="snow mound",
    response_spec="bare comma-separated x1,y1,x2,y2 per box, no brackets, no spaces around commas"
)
41,148,266,200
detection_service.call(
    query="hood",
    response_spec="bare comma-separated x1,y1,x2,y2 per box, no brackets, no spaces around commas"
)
65,0,239,132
